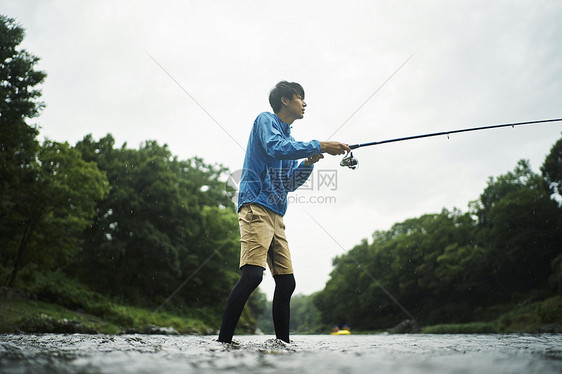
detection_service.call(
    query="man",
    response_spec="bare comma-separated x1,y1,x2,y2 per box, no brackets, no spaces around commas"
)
218,81,350,343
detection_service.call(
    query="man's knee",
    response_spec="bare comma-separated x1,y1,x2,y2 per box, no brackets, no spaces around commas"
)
246,271,263,289
241,265,264,289
274,274,296,298
287,275,296,295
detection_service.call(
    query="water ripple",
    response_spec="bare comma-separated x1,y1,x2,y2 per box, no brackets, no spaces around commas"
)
1,334,561,374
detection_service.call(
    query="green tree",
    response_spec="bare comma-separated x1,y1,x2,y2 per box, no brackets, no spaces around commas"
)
0,16,44,123
315,143,562,330
314,239,380,329
541,136,562,198
316,209,496,329
0,17,108,287
73,134,240,315
476,160,561,299
0,15,46,274
6,141,109,285
290,293,322,332
541,137,562,293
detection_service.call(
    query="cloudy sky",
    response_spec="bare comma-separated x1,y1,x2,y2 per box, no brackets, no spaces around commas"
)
5,0,562,299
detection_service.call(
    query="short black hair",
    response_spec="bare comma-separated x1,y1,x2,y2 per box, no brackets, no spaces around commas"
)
269,81,305,113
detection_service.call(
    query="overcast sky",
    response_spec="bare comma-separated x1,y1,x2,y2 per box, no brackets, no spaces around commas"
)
5,0,562,300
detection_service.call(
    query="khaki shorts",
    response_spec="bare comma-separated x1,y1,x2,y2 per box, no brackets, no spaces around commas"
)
239,203,293,276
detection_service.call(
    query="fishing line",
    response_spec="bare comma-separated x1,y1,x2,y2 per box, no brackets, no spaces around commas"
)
341,118,562,169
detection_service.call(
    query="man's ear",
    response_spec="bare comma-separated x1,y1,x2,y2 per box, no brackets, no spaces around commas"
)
280,96,290,107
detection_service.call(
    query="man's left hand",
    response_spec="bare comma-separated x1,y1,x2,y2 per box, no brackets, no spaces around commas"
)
304,154,324,166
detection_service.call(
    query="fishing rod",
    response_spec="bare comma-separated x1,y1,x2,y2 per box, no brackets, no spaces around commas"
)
340,118,562,169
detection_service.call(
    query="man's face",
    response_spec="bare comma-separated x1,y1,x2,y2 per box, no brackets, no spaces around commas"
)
284,94,307,119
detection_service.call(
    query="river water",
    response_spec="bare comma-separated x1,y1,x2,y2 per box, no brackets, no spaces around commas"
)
1,333,561,373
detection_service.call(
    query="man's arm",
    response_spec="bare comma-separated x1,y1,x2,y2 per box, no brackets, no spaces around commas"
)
256,114,350,159
257,115,321,160
319,141,350,155
300,142,349,166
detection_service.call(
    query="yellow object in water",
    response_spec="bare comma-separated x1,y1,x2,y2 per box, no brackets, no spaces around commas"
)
330,330,351,335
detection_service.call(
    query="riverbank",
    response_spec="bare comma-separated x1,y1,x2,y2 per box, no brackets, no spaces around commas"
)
2,286,560,335
0,287,213,335
344,295,562,335
421,295,562,334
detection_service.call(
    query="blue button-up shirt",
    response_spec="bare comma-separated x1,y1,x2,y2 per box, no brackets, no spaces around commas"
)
237,112,322,216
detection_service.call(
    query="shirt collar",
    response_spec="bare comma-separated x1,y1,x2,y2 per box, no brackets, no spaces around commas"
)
274,114,291,134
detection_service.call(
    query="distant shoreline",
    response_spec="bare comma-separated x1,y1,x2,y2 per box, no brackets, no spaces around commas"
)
2,288,560,335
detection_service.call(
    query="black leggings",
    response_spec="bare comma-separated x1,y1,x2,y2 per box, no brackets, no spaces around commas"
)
218,265,296,343
272,273,296,342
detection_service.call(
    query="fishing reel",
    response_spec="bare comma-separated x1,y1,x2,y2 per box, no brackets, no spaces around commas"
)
340,151,358,169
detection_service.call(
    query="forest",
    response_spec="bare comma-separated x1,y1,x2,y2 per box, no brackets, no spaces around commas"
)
313,144,562,331
1,14,561,334
0,15,264,332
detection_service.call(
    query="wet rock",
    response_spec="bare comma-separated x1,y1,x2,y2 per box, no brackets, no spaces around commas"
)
205,328,218,335
146,325,180,335
532,323,562,333
125,324,180,335
387,319,421,334
239,321,257,334
179,325,204,335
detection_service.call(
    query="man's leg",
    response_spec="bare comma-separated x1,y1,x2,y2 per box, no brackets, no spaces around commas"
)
218,264,264,343
272,273,296,343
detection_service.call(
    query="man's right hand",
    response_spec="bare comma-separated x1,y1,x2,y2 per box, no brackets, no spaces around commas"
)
320,141,351,155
